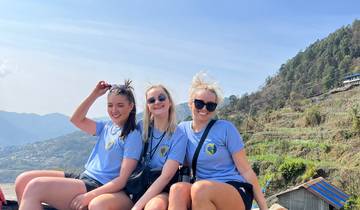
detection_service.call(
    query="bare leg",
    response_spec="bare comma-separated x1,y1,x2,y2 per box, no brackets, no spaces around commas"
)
19,176,87,210
15,170,64,203
144,193,168,210
88,191,133,210
168,182,192,210
191,180,245,210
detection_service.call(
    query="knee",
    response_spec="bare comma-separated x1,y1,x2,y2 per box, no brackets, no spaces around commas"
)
22,177,47,199
191,181,212,201
169,183,190,197
88,197,105,210
88,195,112,210
145,199,167,210
15,171,32,193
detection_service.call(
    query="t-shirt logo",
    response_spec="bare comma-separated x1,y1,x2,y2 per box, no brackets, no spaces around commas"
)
105,138,115,150
159,146,169,157
205,143,217,155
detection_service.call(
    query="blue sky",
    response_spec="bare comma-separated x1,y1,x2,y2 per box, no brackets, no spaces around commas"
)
0,0,359,117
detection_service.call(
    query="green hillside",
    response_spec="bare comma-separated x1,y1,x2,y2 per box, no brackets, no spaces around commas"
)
0,132,95,183
222,20,360,115
219,20,360,209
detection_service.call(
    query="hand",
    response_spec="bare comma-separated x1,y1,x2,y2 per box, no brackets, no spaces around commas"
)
92,81,111,97
0,187,6,207
70,193,92,210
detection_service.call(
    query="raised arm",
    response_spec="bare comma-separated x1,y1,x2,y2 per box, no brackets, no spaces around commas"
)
70,81,110,135
233,150,268,210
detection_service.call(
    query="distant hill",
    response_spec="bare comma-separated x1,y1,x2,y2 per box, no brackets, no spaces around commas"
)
0,131,95,182
218,20,360,208
0,111,77,146
221,20,360,116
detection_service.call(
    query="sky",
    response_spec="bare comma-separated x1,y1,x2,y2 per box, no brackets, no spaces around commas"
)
0,0,359,117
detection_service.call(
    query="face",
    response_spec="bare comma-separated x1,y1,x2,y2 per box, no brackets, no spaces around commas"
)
107,94,134,127
146,87,171,118
190,89,217,123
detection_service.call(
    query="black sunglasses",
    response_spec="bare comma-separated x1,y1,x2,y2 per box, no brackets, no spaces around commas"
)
193,99,217,112
147,93,167,104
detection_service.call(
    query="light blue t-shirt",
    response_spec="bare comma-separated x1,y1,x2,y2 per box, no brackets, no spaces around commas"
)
137,121,188,169
178,120,246,183
84,121,143,184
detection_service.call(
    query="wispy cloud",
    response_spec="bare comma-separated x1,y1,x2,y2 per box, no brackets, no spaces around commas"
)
0,58,18,78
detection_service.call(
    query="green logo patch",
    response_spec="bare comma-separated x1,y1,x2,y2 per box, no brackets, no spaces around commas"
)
205,143,217,155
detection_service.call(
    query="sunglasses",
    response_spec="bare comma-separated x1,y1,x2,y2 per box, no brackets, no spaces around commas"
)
147,93,167,104
193,99,217,112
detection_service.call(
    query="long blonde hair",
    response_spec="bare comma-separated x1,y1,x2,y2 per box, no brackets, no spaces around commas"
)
189,71,223,104
142,85,177,141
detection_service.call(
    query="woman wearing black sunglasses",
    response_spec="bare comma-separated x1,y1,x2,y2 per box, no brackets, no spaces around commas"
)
130,84,188,210
168,72,268,210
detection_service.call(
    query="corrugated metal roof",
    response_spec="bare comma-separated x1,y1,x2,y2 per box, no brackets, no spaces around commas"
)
343,73,360,80
274,177,350,209
303,177,350,209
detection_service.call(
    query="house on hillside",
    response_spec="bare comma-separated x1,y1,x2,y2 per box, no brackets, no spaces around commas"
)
343,73,360,85
271,177,349,210
329,73,360,94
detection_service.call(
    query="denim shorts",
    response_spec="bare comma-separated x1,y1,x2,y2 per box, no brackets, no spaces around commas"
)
226,181,254,210
65,172,103,192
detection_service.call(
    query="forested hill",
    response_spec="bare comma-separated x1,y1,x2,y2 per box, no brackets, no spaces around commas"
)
221,20,360,115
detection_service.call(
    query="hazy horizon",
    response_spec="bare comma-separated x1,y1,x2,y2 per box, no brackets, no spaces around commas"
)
1,0,359,117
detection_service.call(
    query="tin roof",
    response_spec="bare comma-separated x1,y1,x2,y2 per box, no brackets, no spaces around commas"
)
343,73,360,80
275,177,350,209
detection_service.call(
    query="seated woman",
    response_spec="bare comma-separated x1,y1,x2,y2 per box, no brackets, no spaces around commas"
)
168,72,268,210
15,80,143,210
96,84,188,210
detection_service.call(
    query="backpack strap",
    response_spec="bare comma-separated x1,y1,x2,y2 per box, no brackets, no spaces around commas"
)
191,119,217,182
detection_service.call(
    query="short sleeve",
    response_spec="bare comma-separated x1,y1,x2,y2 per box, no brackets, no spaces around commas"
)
167,127,188,164
123,129,143,160
95,121,107,136
224,121,244,154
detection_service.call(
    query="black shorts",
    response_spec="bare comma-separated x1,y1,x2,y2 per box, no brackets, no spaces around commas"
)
65,172,103,192
226,181,254,210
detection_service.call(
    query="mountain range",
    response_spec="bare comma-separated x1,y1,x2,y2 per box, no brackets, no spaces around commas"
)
0,111,77,146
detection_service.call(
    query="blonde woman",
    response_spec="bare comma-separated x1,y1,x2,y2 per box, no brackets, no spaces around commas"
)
131,84,188,210
168,72,268,210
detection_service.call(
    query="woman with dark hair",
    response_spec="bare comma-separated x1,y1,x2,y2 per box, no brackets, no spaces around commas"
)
168,72,268,210
15,80,142,210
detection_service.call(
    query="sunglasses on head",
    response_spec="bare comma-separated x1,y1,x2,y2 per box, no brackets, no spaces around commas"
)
109,85,127,94
193,99,217,112
147,93,167,104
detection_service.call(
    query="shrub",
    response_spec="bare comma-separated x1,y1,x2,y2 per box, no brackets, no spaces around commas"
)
304,106,323,126
350,104,360,133
301,164,316,182
279,159,306,181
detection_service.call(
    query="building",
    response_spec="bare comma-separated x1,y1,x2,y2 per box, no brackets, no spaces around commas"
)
272,177,350,210
342,73,360,85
